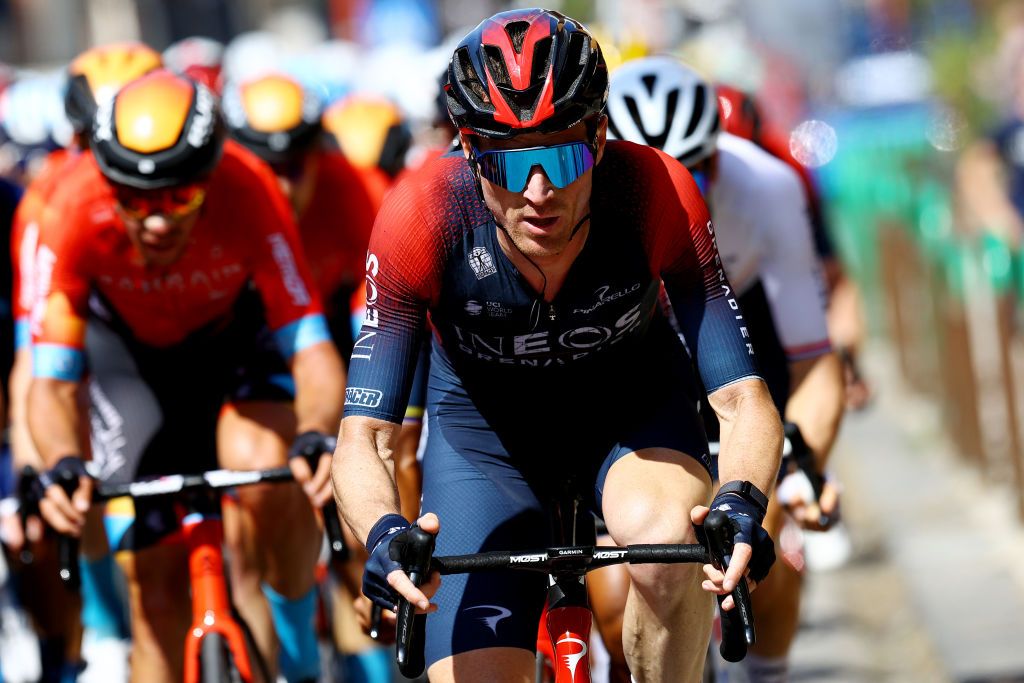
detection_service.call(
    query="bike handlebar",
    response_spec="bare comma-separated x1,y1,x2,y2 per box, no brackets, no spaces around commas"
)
53,463,350,591
391,511,756,676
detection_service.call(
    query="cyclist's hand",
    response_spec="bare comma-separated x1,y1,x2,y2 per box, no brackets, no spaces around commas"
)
288,430,336,507
0,499,27,552
787,479,840,531
692,495,775,611
38,457,93,537
363,512,441,614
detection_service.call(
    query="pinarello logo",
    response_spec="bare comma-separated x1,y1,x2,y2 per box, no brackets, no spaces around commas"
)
555,634,588,681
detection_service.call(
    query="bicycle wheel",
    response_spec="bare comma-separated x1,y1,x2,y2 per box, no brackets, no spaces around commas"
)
200,632,242,683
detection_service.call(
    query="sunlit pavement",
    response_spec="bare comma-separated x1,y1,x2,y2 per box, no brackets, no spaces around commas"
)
790,346,1024,683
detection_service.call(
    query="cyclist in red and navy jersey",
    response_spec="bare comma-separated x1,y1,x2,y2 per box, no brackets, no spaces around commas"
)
29,70,344,683
332,10,782,682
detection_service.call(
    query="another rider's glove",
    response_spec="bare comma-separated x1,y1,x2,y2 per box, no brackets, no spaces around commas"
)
288,431,338,462
362,513,411,611
38,456,88,492
709,480,776,584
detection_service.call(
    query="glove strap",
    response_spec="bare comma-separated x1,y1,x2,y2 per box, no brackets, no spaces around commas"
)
717,480,769,517
365,513,410,553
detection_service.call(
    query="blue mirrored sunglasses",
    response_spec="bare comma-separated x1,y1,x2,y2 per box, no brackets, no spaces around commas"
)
472,141,595,192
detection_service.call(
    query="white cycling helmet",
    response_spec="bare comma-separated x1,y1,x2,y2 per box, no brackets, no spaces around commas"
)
606,56,720,167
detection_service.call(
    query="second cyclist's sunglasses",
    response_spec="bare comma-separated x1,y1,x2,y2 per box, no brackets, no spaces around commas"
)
471,141,595,192
114,183,207,220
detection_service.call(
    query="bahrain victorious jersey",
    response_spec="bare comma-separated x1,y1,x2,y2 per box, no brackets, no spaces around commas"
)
344,140,760,424
11,148,77,349
31,141,329,382
298,149,387,306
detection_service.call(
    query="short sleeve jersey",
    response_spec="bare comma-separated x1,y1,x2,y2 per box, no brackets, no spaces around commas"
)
31,141,329,381
11,148,74,348
709,133,831,361
344,140,760,423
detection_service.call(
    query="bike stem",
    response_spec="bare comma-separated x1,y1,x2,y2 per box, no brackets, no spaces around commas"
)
545,571,593,683
181,514,254,683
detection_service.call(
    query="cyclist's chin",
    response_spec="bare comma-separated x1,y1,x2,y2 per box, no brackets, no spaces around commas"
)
511,219,571,257
138,240,188,266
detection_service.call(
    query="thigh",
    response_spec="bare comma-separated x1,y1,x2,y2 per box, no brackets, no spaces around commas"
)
419,419,548,671
597,386,713,544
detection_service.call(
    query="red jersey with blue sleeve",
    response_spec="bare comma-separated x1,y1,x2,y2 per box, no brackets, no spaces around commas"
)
298,149,386,306
30,141,329,382
344,140,759,424
11,148,76,350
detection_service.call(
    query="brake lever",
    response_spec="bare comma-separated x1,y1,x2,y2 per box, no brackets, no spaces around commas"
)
703,509,754,662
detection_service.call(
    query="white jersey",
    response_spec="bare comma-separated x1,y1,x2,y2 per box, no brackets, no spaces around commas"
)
708,133,831,361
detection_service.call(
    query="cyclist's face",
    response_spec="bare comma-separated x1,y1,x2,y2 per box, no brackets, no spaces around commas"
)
117,186,204,266
464,118,606,262
271,151,319,216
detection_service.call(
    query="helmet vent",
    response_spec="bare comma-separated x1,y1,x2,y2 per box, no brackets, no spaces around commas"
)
641,74,657,97
484,46,512,88
505,21,530,54
552,32,585,102
684,84,707,138
530,36,553,87
454,47,491,107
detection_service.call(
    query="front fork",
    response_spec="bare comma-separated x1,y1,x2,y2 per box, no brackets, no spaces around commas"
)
545,573,594,683
181,513,254,683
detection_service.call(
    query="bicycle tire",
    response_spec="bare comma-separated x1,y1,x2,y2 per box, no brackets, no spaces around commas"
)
200,632,242,683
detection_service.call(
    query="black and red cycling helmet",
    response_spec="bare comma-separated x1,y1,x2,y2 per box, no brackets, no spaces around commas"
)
446,8,608,139
716,83,763,145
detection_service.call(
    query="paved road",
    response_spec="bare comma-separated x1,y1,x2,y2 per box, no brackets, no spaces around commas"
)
790,348,1024,683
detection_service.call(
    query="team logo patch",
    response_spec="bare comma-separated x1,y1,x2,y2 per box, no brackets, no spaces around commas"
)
465,300,483,316
468,247,497,280
345,387,383,408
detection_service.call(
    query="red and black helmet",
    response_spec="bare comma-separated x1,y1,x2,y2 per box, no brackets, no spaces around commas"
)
446,8,608,139
716,83,763,145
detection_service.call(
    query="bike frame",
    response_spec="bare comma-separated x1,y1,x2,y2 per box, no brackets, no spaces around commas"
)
182,511,254,683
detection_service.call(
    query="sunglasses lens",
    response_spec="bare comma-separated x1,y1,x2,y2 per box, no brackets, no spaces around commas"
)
476,142,594,192
116,184,205,218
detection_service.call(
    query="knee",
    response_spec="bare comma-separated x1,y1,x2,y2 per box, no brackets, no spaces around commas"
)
606,495,695,548
218,404,291,471
608,500,700,591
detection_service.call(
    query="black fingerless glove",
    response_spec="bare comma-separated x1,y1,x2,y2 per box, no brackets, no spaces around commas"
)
288,431,337,462
709,480,776,583
362,513,411,611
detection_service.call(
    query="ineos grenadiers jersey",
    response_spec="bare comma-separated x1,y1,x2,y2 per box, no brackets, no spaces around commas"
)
708,134,831,362
344,141,759,424
31,141,330,382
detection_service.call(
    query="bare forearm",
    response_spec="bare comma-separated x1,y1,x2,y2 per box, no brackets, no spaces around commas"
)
711,378,783,494
332,417,404,544
9,350,44,468
786,352,844,468
27,378,84,467
293,342,346,434
958,143,1024,241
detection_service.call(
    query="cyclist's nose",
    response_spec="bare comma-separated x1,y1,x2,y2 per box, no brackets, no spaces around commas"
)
141,214,174,235
523,165,555,203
